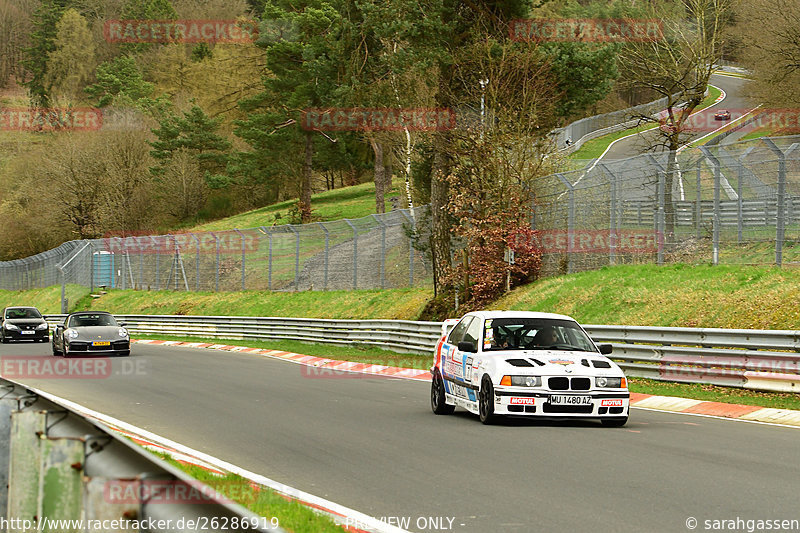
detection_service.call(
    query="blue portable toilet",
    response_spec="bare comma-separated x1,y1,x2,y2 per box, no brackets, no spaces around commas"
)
93,251,115,288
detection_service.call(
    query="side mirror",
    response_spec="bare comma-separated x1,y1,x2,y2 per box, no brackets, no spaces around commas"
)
598,344,613,355
457,341,476,353
119,322,127,327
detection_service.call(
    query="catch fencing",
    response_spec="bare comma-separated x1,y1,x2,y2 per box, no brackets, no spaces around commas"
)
41,314,800,393
532,134,800,275
0,207,432,298
3,135,800,293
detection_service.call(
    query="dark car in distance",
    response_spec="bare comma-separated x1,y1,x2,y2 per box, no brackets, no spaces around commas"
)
52,311,130,357
1,306,49,343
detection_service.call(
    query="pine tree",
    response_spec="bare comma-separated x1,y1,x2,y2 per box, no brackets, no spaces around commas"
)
45,8,96,102
23,0,70,107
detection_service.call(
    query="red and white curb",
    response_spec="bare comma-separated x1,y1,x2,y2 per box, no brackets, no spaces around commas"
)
134,339,800,428
629,393,800,427
133,339,432,381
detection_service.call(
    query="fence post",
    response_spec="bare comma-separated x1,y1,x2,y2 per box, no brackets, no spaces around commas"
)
234,228,246,291
399,210,415,287
345,219,358,289
696,158,702,240
555,173,575,273
209,232,220,291
371,215,386,289
647,155,666,265
316,223,330,290
191,233,200,291
260,226,272,291
762,138,786,266
736,158,743,244
701,147,721,265
288,226,300,290
600,164,616,265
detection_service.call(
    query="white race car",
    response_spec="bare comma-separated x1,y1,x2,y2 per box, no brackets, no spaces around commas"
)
431,311,629,426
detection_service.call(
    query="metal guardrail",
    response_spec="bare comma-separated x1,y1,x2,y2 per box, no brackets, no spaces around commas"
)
43,315,800,393
0,377,281,532
45,314,442,355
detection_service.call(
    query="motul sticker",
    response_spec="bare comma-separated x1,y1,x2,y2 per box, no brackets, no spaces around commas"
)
509,397,535,406
601,399,624,407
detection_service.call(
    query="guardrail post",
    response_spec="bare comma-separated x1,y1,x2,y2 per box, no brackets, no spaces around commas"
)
234,228,246,291
316,223,329,290
762,138,786,266
554,173,575,273
289,225,300,290
7,410,46,526
345,220,358,289
701,148,721,265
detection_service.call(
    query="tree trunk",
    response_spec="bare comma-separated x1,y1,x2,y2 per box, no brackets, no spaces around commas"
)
383,152,393,205
664,136,679,245
370,137,385,214
430,131,452,296
301,131,313,223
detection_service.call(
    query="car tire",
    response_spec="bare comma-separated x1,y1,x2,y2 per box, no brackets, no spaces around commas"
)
1,337,8,344
431,370,455,415
52,339,62,356
601,417,628,427
478,375,496,425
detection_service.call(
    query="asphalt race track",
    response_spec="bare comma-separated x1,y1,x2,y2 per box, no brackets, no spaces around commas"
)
2,341,798,533
602,72,754,160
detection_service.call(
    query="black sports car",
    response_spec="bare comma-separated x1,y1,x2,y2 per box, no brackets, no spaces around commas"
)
52,311,130,357
1,306,49,343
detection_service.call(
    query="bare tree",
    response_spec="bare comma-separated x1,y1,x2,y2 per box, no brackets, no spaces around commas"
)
735,0,800,107
619,0,733,241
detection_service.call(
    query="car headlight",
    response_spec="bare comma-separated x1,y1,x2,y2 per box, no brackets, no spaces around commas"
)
596,376,627,388
500,375,542,387
35,323,48,330
66,329,79,339
4,323,19,330
118,328,128,338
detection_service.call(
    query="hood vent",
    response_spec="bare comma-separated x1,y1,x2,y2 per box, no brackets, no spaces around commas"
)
592,360,611,368
506,358,534,367
530,358,546,366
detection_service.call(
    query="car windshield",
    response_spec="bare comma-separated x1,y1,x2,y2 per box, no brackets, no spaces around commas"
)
5,308,42,319
482,318,597,353
68,314,117,327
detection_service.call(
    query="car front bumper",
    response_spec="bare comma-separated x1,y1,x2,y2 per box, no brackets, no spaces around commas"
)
493,388,630,417
3,330,49,341
67,340,130,354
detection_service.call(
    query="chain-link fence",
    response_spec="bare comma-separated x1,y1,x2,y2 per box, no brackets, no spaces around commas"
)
532,135,800,275
0,207,433,297
2,136,799,298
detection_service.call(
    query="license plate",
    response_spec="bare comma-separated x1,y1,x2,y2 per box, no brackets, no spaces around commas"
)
21,331,35,335
549,395,591,405
92,341,110,347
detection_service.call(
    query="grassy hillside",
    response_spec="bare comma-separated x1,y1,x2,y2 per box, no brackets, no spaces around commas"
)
4,263,800,331
493,263,800,330
189,180,403,232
